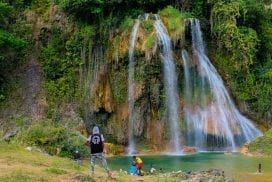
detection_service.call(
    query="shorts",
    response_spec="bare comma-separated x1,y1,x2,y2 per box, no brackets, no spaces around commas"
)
137,163,143,170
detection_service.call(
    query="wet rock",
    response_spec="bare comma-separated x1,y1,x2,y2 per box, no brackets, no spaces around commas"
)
104,143,125,155
183,146,198,153
169,169,230,181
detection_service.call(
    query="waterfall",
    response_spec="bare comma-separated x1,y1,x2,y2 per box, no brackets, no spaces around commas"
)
182,19,262,151
154,16,182,154
127,18,140,155
144,13,149,20
182,49,195,146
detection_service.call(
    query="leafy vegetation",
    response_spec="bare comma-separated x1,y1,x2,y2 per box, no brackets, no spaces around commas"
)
249,129,272,156
110,66,128,103
209,0,272,117
0,2,28,102
21,120,89,157
158,6,188,42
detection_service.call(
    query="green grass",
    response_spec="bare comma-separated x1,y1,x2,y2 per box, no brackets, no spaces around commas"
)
0,140,188,181
0,171,42,182
0,140,90,181
45,168,67,175
0,140,110,181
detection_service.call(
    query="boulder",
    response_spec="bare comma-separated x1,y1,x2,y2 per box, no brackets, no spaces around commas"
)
240,144,249,155
3,128,18,142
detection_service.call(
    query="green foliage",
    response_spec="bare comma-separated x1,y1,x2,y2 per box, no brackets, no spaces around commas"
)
158,6,186,41
249,129,272,156
210,0,272,118
40,24,87,108
0,29,27,49
57,0,170,21
210,0,259,70
22,121,89,157
28,0,50,15
119,16,134,34
40,45,62,80
0,2,29,103
107,17,136,63
236,27,258,68
58,0,104,19
144,34,156,49
111,66,127,103
191,0,206,18
0,2,13,25
141,20,154,34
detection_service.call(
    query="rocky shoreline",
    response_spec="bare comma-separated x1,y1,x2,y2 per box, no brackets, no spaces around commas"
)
118,168,230,181
167,169,230,181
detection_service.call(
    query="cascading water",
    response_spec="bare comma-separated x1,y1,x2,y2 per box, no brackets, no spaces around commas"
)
127,18,140,155
144,13,149,20
182,49,195,146
80,42,103,123
182,19,262,151
154,15,182,154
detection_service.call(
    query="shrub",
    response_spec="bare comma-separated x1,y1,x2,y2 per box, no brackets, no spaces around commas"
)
158,6,187,42
249,129,272,156
22,121,89,157
110,66,128,103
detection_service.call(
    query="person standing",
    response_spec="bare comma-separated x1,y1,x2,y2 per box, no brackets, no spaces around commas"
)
86,126,111,177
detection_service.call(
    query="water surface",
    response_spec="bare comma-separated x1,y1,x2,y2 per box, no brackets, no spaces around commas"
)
108,153,272,181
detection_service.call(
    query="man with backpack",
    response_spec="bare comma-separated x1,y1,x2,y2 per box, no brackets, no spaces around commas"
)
86,126,111,177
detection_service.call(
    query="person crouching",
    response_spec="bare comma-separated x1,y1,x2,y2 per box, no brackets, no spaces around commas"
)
133,156,144,176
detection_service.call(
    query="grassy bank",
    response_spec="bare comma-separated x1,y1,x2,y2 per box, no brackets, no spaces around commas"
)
249,129,272,156
0,141,184,181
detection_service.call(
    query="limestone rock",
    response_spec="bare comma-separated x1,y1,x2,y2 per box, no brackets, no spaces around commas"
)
240,144,249,155
182,146,198,154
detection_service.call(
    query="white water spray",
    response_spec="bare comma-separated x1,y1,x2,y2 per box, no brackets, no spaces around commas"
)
127,18,140,155
154,15,182,154
182,19,262,151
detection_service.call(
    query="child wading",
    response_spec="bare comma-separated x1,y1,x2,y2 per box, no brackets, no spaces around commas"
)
86,126,111,177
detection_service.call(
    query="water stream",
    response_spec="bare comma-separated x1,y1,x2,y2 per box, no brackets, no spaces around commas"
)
154,15,182,154
127,18,140,155
182,19,262,151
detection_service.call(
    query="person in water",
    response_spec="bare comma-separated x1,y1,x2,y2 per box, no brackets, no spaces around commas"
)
86,126,111,177
133,156,144,176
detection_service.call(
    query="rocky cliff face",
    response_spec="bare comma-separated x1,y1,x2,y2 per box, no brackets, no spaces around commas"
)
87,51,170,150
1,4,269,152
